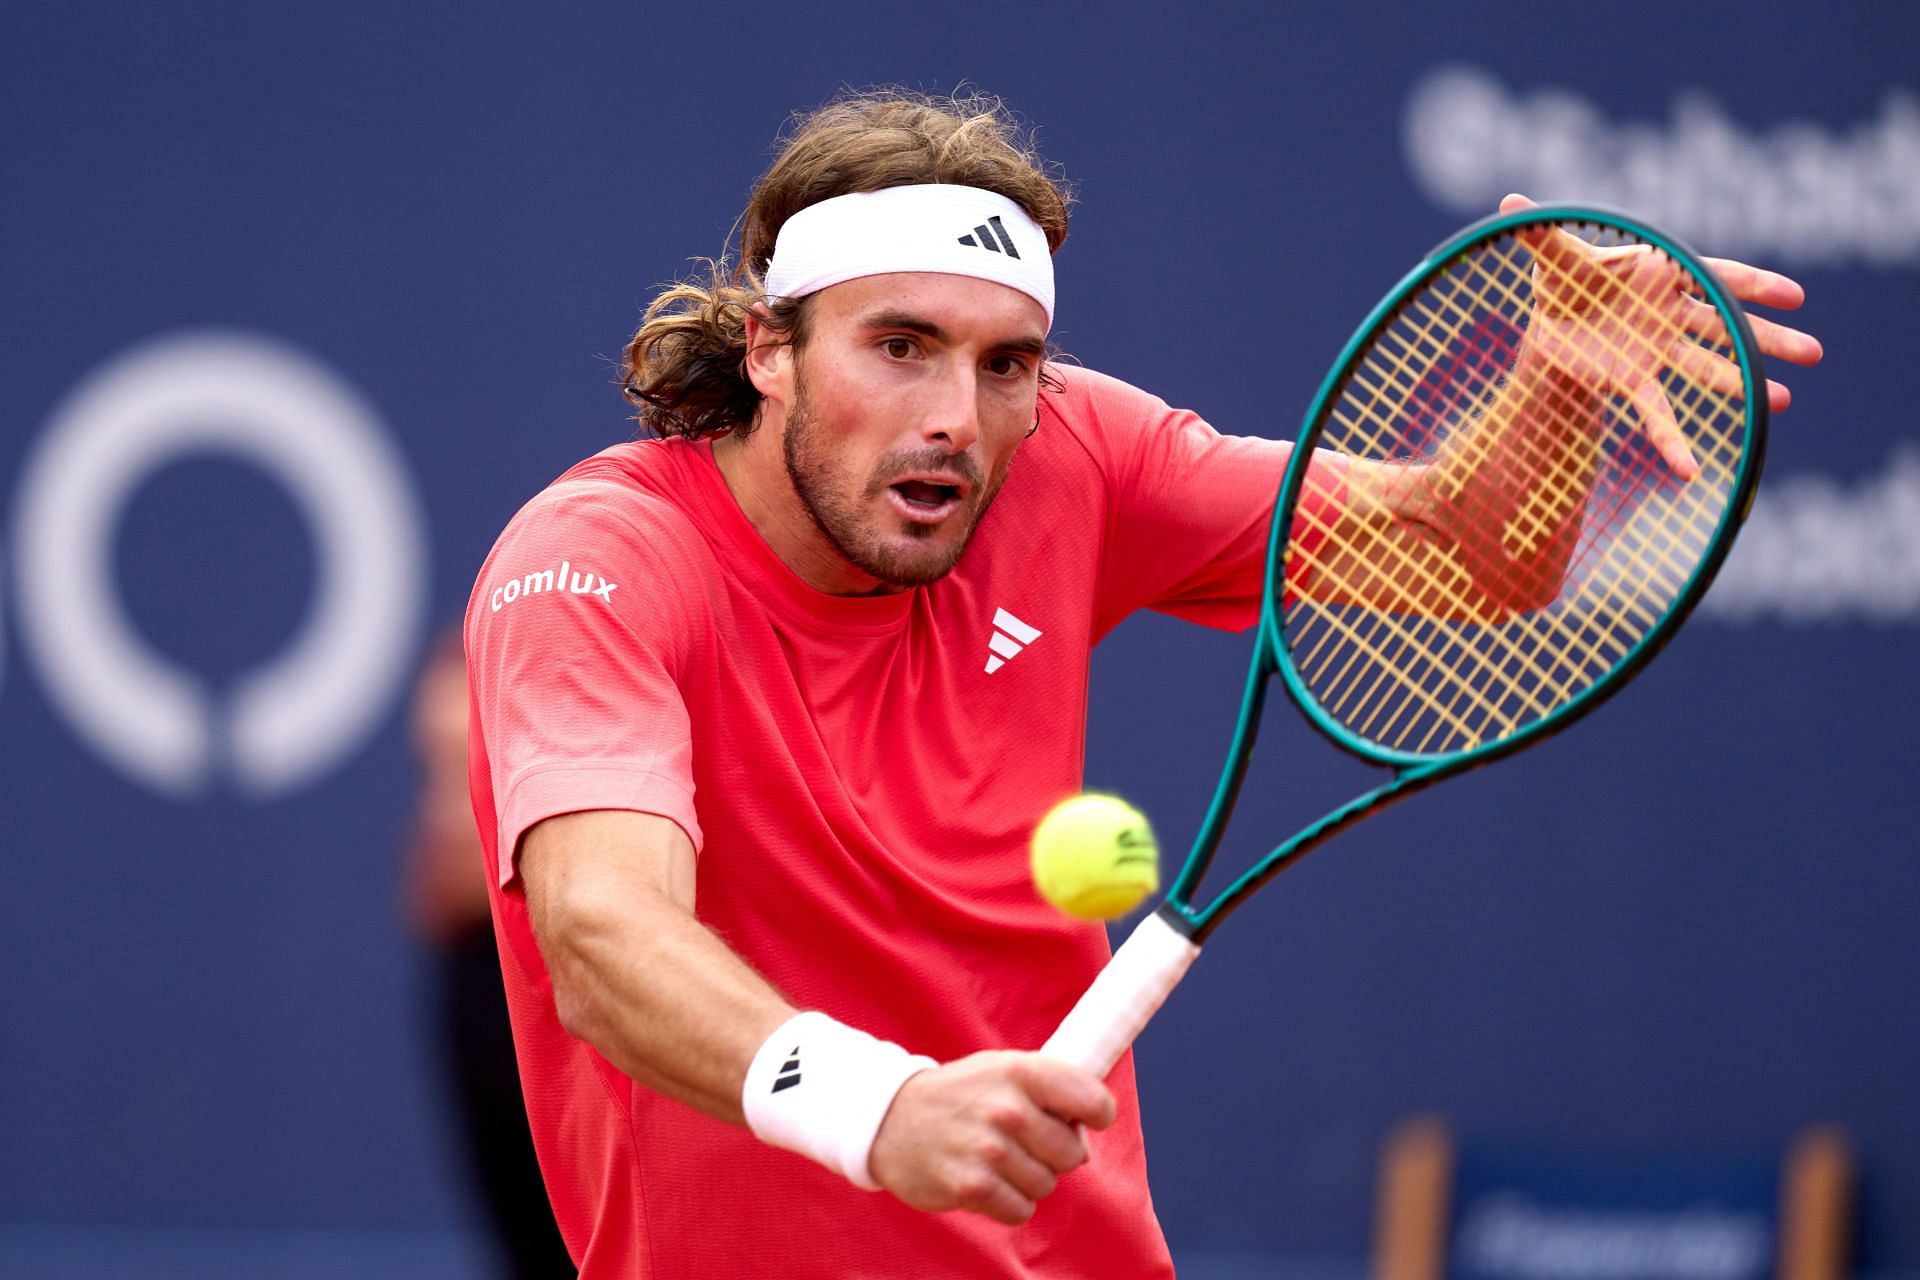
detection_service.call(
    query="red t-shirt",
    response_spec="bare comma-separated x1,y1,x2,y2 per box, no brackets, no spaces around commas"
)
465,365,1343,1279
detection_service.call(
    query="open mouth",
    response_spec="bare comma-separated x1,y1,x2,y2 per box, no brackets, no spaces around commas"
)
894,480,960,509
887,479,965,523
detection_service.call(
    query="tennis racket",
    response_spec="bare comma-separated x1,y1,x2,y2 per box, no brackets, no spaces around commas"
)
1042,205,1768,1076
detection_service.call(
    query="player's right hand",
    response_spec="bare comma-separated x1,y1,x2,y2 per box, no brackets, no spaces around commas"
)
867,1050,1116,1225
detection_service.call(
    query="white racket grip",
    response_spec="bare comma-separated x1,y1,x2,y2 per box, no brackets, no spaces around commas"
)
1040,912,1201,1077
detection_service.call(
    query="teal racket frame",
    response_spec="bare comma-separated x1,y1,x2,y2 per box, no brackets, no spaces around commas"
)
1160,205,1770,943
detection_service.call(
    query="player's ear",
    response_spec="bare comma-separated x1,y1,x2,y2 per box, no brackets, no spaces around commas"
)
742,306,793,406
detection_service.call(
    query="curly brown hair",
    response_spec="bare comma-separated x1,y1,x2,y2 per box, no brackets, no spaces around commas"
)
620,89,1073,440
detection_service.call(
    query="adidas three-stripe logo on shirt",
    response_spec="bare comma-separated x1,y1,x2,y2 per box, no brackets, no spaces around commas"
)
985,608,1042,674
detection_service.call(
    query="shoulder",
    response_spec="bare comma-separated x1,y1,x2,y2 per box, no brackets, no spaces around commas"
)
467,439,715,648
1044,364,1180,431
532,440,706,542
1037,363,1200,486
488,440,713,576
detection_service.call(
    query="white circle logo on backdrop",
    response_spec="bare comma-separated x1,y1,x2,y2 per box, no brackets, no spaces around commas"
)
13,330,428,799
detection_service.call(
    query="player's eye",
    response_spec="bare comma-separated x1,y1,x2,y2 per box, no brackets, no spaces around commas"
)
881,337,915,360
986,354,1029,378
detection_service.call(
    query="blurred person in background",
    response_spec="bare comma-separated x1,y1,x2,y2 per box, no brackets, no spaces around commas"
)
405,630,576,1279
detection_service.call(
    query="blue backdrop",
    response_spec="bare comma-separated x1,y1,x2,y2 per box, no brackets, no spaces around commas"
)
3,2,1915,1275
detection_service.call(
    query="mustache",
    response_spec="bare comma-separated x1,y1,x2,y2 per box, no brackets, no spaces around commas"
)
864,448,986,496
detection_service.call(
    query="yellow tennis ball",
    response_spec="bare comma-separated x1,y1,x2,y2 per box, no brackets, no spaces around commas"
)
1030,794,1159,921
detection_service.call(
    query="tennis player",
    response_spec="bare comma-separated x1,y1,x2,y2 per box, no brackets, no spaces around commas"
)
465,90,1819,1278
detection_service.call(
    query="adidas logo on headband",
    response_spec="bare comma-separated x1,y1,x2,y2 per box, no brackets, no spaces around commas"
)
957,215,1021,259
761,184,1056,328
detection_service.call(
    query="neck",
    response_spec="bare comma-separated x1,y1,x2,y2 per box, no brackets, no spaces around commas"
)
710,422,894,597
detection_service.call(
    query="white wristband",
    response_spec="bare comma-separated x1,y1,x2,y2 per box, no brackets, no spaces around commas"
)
741,1011,937,1190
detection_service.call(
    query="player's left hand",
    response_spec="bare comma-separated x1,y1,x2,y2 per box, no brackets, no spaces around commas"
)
1500,192,1823,480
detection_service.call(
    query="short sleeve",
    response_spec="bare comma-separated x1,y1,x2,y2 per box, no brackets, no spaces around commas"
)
1067,370,1346,636
465,478,705,888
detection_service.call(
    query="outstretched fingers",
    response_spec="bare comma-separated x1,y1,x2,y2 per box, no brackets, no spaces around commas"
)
1664,343,1790,410
1627,378,1700,481
1493,194,1819,419
1701,256,1807,310
1682,299,1824,367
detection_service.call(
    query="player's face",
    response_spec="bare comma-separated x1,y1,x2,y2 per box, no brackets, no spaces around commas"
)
778,273,1047,589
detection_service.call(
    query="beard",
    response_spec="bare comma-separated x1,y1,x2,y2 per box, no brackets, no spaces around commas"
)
781,375,1009,589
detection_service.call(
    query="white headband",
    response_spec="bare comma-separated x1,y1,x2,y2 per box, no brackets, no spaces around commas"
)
762,184,1055,328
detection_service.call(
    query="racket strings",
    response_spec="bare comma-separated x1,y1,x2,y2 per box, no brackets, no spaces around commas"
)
1297,245,1735,747
1281,223,1750,756
1299,407,1706,747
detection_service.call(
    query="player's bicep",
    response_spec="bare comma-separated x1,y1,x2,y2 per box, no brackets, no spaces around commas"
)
523,809,697,925
520,809,702,1045
1094,413,1293,631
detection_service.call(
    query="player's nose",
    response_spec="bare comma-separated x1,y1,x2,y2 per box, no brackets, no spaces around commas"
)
917,365,982,454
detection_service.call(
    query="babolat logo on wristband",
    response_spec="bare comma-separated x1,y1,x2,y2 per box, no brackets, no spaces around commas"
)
773,1048,802,1094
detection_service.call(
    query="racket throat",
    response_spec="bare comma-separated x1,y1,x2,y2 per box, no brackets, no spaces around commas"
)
1182,766,1443,944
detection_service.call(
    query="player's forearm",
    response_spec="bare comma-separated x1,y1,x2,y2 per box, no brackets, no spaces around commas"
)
1396,359,1604,614
552,886,793,1124
523,814,794,1125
